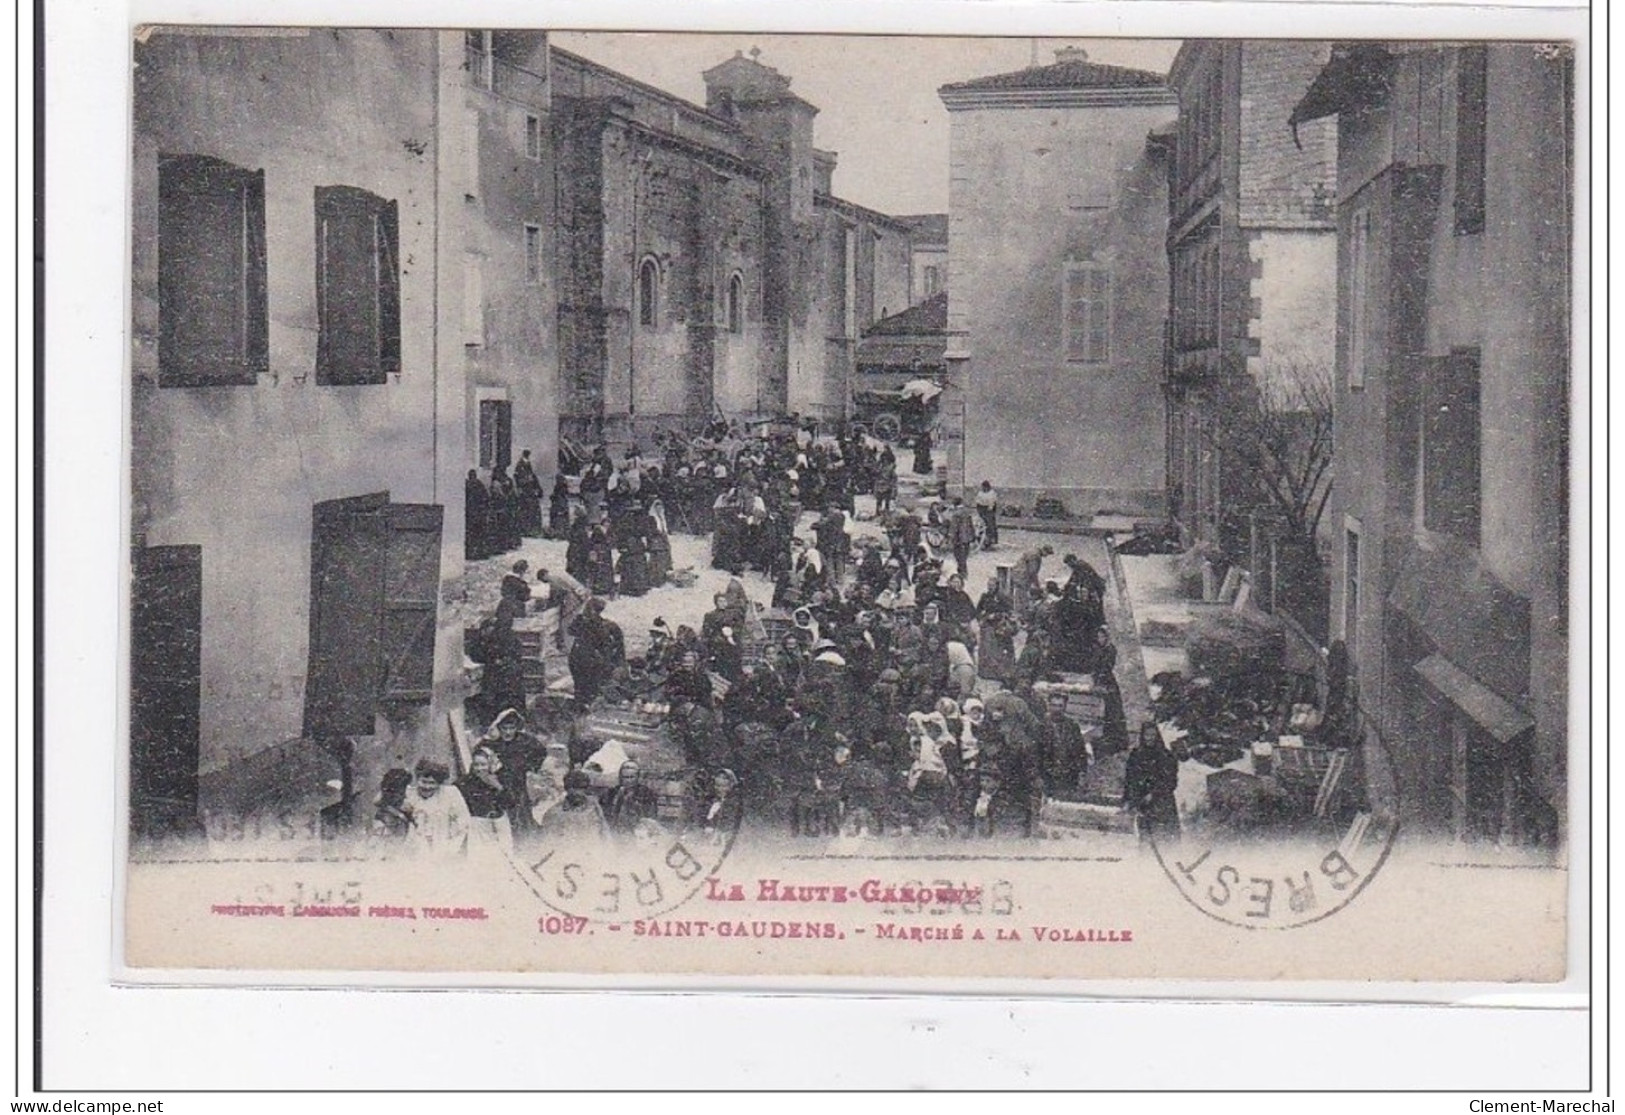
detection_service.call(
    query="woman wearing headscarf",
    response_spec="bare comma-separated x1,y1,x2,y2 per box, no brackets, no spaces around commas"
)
584,518,616,597
513,449,544,538
975,692,1044,839
615,519,651,598
645,497,673,586
905,711,956,837
487,463,520,554
464,469,490,561
957,698,986,828
1124,722,1180,843
547,473,573,540
911,427,934,476
458,744,515,858
479,708,544,838
604,760,663,838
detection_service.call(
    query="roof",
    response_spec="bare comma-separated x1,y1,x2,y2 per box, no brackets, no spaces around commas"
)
812,192,915,234
940,55,1167,94
550,47,740,132
862,292,948,338
1288,42,1396,132
895,213,948,243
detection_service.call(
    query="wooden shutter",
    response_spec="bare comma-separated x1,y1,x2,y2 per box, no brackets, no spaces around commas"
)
157,155,267,386
381,504,444,702
303,493,389,739
1423,348,1482,543
316,186,397,385
377,199,402,377
1454,45,1487,235
131,546,203,815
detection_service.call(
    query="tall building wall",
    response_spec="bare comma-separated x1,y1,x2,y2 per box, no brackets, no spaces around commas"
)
129,28,464,814
947,99,1174,514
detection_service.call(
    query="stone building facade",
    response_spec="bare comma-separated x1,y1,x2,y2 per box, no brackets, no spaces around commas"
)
1164,40,1339,625
1291,42,1573,841
127,32,922,834
549,47,917,448
129,29,472,832
940,48,1176,518
461,31,560,494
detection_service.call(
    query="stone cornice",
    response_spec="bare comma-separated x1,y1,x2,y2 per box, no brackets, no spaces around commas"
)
939,86,1177,112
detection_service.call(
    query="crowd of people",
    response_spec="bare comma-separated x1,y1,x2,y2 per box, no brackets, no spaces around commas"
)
394,416,1176,859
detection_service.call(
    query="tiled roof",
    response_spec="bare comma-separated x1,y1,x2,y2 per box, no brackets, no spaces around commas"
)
941,56,1167,94
862,292,948,337
896,213,948,242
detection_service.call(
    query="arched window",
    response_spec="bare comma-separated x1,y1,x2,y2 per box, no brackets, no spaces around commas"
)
726,272,744,334
637,257,659,328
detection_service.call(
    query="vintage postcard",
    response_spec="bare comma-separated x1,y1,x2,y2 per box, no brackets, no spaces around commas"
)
121,26,1580,984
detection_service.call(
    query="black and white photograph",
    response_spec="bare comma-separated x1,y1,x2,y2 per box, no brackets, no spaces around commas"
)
113,23,1580,985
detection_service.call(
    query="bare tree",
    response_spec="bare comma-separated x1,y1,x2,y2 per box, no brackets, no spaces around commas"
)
1204,361,1335,550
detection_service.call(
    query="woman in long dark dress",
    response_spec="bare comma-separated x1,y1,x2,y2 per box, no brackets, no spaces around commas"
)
488,464,520,554
464,470,490,561
616,527,651,598
565,514,590,580
547,474,572,540
912,429,935,476
644,500,673,587
513,450,544,537
585,521,617,597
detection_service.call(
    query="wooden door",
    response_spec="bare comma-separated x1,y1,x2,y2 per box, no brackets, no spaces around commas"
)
130,545,202,835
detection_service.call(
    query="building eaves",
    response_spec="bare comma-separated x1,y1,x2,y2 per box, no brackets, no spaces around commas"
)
862,291,949,337
813,191,914,233
551,46,742,132
1288,42,1396,139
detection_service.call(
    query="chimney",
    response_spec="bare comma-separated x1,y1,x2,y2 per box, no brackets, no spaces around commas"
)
1054,46,1089,64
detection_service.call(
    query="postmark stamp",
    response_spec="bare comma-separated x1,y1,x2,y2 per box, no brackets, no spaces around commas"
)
508,787,744,925
1148,811,1398,930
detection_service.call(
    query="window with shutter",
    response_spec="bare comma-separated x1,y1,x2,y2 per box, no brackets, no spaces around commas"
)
1064,263,1112,365
157,154,268,387
381,504,444,702
1454,45,1487,235
304,493,445,736
304,493,389,740
1422,347,1482,544
315,185,401,385
131,545,203,821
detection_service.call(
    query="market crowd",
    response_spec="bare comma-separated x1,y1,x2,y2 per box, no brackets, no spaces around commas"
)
385,417,1176,859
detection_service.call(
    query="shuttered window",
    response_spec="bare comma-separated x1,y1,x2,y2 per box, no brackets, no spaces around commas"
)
1422,347,1482,544
315,186,401,385
1064,263,1112,365
381,504,444,702
1454,45,1487,235
157,154,268,386
304,494,444,741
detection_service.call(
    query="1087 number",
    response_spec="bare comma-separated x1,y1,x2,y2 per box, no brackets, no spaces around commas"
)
537,915,590,935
